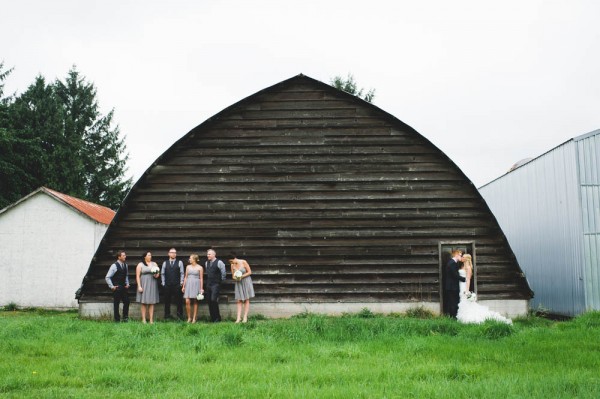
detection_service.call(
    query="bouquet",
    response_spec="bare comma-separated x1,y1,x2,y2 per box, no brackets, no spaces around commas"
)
196,292,204,301
150,266,160,277
233,270,243,280
466,292,477,302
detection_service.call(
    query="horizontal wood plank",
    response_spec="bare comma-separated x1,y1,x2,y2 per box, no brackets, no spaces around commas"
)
80,75,531,307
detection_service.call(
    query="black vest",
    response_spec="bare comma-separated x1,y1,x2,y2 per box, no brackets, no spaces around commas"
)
205,258,222,282
111,262,128,286
164,259,182,285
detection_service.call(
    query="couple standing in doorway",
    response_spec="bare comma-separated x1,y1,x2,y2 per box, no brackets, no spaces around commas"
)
444,249,466,319
445,249,512,324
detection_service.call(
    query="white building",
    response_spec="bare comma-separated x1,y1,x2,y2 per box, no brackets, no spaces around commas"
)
0,187,114,309
480,130,600,316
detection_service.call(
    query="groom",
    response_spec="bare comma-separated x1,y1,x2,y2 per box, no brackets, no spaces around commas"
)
445,250,465,319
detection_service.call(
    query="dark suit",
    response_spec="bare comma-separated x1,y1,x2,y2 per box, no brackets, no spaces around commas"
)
162,258,184,319
445,258,465,318
105,261,130,322
205,258,225,322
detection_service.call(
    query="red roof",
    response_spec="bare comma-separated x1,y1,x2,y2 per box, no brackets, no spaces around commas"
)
44,187,116,225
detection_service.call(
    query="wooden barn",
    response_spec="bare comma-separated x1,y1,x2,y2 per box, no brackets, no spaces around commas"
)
77,74,532,319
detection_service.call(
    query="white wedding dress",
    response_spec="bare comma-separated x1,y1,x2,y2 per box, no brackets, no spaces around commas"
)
456,269,512,325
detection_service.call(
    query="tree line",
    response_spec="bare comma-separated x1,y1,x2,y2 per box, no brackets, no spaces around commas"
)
0,62,131,210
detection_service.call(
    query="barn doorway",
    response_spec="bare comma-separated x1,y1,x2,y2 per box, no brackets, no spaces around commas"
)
439,242,475,316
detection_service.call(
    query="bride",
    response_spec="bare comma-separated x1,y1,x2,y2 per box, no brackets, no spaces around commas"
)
457,254,512,325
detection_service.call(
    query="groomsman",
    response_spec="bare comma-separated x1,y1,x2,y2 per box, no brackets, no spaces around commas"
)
161,248,185,320
445,249,465,318
105,250,130,322
205,248,226,322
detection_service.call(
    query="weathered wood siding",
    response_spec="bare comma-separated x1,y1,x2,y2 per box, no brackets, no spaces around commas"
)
79,75,531,305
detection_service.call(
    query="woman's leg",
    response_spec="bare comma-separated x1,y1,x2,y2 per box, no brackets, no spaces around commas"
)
236,300,242,323
148,304,154,324
141,303,147,323
243,300,250,322
185,298,191,322
192,299,198,323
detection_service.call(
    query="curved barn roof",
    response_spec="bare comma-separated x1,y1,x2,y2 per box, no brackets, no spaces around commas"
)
79,74,531,305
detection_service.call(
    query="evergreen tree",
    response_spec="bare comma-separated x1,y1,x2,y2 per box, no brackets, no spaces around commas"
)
0,64,131,209
82,109,131,209
54,67,131,208
0,67,48,208
9,76,73,194
0,130,42,208
330,73,376,103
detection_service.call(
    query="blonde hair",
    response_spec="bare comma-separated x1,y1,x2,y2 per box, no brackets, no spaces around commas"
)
190,253,200,264
462,254,473,267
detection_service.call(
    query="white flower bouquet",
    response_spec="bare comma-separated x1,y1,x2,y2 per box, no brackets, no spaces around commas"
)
150,266,160,276
466,292,477,302
233,270,243,280
196,292,204,301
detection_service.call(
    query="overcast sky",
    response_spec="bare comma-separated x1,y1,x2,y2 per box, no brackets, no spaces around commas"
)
2,0,599,187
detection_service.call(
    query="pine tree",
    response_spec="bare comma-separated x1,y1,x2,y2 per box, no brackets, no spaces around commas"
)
54,67,131,208
83,109,131,209
330,73,376,103
9,76,76,194
0,64,131,209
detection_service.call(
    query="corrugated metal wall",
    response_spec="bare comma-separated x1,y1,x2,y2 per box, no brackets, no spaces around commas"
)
576,131,600,312
480,140,586,316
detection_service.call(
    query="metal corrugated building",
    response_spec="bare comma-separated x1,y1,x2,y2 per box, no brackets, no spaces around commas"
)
480,129,600,316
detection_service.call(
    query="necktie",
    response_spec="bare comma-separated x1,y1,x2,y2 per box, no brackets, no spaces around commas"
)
171,260,174,267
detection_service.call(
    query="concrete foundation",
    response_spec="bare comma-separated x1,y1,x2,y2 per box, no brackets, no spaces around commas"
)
79,300,529,320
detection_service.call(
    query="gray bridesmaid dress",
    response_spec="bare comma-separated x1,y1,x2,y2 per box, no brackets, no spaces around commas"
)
136,263,160,304
234,265,255,301
183,266,202,298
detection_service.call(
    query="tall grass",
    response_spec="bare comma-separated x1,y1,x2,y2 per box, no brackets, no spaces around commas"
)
1,310,599,398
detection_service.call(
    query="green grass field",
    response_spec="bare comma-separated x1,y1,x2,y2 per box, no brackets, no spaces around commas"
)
1,308,599,398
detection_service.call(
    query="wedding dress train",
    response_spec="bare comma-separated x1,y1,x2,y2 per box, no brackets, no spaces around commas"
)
456,269,512,325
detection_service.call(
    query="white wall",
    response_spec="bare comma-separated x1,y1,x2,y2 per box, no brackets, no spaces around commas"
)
79,300,528,320
0,193,108,309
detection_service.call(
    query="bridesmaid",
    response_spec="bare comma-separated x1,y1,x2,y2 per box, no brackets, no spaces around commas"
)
229,252,255,323
182,253,204,323
136,251,160,324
